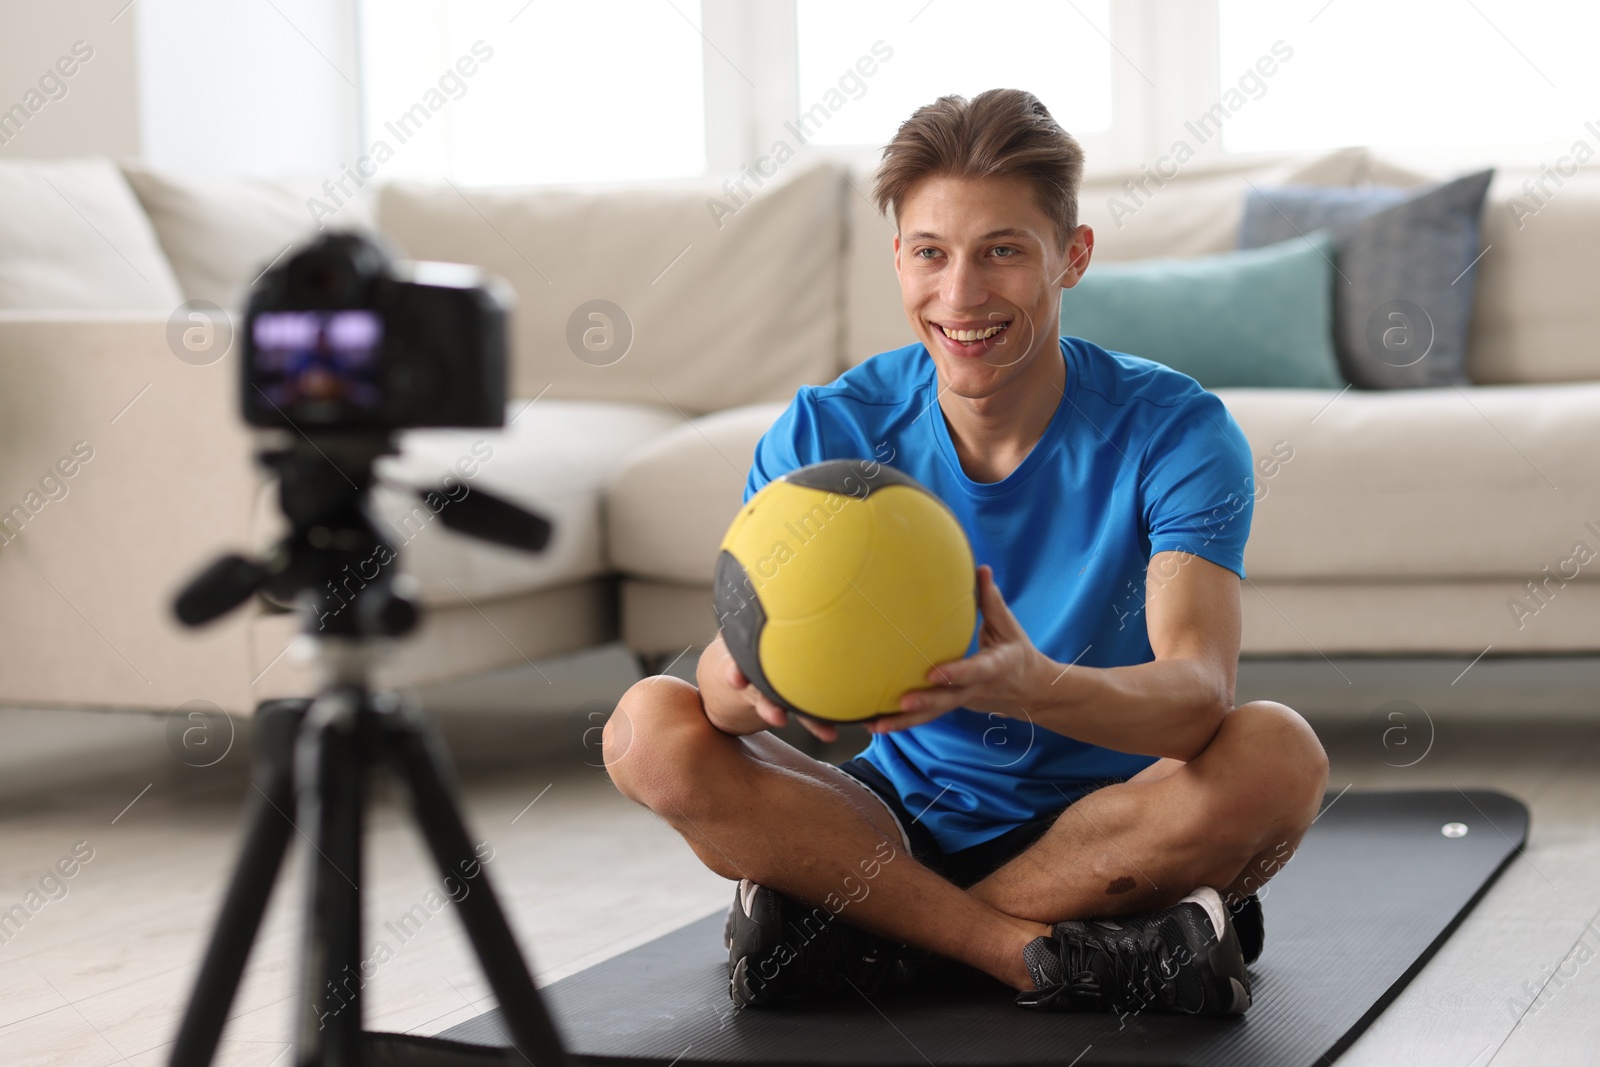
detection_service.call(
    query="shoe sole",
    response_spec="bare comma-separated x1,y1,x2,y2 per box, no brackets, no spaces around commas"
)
726,880,790,1006
1184,887,1253,1015
1229,893,1265,966
729,954,761,1005
1227,976,1251,1014
1211,931,1252,1013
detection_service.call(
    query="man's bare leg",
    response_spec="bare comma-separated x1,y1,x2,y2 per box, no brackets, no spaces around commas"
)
603,675,1049,991
606,679,1325,991
964,700,1328,922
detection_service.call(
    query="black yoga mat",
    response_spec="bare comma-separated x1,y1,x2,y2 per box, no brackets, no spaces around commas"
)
370,788,1528,1067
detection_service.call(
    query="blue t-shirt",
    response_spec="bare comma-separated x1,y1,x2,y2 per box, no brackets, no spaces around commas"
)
742,336,1255,853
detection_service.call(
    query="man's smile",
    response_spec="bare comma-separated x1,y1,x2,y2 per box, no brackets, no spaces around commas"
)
930,317,1012,356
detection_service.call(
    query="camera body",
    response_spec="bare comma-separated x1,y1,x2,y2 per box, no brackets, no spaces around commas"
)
242,232,510,431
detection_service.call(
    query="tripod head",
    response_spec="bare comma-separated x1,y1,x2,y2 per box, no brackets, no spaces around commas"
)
174,432,550,657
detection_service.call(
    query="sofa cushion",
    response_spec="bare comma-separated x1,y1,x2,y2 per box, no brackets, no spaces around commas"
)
606,382,1600,590
377,163,844,414
121,163,377,308
1220,382,1600,580
0,158,184,310
843,148,1374,366
1237,170,1495,389
1059,233,1343,389
254,399,682,607
607,402,787,584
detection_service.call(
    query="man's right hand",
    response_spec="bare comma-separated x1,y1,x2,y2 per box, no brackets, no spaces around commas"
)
726,660,841,743
697,634,839,743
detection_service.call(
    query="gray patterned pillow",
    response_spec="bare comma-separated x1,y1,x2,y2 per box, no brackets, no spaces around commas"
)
1237,170,1494,388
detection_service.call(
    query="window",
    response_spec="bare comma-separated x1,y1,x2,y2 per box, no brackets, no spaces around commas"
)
356,0,1592,189
792,0,1115,148
1218,0,1599,157
358,0,707,185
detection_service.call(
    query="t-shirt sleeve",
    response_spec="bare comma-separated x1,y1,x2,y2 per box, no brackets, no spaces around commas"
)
1139,390,1255,579
744,387,823,504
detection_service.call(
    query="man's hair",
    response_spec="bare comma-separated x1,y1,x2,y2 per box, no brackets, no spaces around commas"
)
873,89,1085,252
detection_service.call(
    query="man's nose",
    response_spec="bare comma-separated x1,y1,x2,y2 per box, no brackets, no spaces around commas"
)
941,254,989,310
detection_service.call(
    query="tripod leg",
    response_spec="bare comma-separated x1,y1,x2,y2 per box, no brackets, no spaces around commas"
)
294,689,368,1067
381,698,569,1066
169,699,308,1067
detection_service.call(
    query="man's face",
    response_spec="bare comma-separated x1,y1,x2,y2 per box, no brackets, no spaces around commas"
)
893,173,1092,401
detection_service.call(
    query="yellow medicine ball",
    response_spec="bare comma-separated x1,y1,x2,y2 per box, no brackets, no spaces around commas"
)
714,459,977,724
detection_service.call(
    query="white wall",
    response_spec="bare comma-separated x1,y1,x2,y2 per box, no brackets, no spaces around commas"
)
0,0,142,160
134,0,362,177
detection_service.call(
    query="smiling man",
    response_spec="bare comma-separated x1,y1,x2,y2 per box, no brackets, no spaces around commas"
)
604,89,1328,1018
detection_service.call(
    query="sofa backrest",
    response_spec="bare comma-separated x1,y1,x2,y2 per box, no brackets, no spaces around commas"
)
0,158,185,311
378,162,847,415
121,162,377,309
1468,170,1600,385
5,149,1594,399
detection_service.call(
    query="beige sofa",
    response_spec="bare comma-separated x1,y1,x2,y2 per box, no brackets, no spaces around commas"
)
605,149,1600,664
0,147,1595,715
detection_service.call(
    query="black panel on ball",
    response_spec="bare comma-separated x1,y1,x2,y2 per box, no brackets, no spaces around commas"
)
782,457,918,498
784,459,968,555
712,550,802,717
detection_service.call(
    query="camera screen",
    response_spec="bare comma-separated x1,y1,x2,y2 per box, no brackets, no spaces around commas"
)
250,310,384,417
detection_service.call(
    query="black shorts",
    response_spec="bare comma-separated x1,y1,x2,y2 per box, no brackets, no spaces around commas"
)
835,755,1069,889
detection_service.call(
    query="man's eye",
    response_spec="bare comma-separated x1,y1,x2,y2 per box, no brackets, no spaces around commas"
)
915,247,940,259
992,246,1018,258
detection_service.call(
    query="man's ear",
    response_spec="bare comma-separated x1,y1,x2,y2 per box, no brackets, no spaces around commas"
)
1058,224,1095,289
892,232,902,275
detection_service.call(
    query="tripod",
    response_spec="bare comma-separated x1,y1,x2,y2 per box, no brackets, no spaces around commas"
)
168,437,567,1067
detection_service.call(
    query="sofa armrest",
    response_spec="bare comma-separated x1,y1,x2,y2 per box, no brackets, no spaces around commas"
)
0,313,309,712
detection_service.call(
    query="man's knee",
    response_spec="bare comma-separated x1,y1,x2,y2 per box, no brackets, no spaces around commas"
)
1230,701,1328,820
603,675,721,811
1194,701,1328,857
1247,700,1327,794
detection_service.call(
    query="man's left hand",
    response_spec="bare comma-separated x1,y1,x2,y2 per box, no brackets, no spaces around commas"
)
868,564,1045,734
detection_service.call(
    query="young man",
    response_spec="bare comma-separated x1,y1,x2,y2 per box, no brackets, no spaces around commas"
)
603,89,1328,1017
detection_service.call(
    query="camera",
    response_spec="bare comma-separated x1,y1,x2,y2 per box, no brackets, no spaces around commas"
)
241,232,510,431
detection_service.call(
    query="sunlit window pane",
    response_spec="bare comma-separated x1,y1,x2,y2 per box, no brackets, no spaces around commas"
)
360,0,706,185
1218,0,1595,154
795,0,1113,148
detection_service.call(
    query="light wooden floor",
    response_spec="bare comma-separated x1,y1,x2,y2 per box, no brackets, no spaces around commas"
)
1,662,1596,1066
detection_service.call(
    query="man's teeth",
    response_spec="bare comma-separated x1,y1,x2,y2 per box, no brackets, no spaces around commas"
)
940,323,1008,342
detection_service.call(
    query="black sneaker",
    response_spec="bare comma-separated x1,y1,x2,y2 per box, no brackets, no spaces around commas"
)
1228,892,1264,965
1016,887,1252,1016
724,878,918,1007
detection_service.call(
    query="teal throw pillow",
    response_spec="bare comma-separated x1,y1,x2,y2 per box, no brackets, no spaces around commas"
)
1059,234,1344,389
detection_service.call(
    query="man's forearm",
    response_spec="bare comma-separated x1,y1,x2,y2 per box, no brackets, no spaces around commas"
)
1024,653,1232,761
